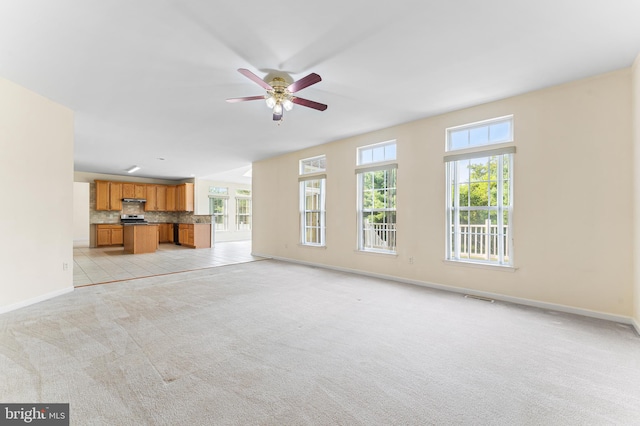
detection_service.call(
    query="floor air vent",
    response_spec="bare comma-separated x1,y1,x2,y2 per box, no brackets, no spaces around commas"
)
464,294,495,303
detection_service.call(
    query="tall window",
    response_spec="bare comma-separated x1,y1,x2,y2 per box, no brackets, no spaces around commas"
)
445,116,514,265
357,141,397,253
299,155,326,246
236,199,251,231
210,197,228,231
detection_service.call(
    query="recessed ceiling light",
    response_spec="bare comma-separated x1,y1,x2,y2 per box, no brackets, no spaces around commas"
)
126,166,140,173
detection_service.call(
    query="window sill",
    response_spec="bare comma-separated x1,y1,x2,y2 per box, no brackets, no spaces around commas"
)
298,243,327,249
442,259,517,272
355,249,398,257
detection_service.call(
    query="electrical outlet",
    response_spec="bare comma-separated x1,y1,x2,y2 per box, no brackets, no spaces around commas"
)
409,256,414,264
63,262,68,271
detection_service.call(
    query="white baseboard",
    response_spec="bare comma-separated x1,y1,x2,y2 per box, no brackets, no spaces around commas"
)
254,253,635,326
73,239,90,248
0,286,74,315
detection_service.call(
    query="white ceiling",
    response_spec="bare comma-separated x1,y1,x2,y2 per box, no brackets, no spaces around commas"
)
1,1,639,183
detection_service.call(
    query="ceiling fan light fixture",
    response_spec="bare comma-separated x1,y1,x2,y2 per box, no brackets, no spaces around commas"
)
228,68,327,123
265,95,276,108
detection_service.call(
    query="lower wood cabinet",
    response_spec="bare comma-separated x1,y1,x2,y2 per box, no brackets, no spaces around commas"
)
96,224,124,246
123,225,159,254
178,224,211,248
158,223,174,243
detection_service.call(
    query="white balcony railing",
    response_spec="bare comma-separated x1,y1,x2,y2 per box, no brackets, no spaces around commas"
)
363,222,396,251
363,220,508,260
455,221,509,261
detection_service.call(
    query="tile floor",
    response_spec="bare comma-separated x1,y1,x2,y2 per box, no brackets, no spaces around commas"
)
73,240,262,287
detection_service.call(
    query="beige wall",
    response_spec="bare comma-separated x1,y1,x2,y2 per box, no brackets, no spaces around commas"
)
253,68,634,320
73,182,90,247
633,54,640,330
0,77,74,313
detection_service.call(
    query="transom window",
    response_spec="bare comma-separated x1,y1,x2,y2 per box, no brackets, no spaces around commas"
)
445,116,514,266
357,140,396,165
356,141,397,253
300,155,327,174
209,186,228,195
447,116,513,151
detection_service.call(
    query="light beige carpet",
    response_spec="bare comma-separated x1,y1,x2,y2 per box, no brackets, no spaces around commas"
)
1,260,639,425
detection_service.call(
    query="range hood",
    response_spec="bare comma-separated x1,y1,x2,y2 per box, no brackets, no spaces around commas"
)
122,198,146,203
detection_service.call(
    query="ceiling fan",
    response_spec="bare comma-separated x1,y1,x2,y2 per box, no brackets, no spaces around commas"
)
226,68,327,122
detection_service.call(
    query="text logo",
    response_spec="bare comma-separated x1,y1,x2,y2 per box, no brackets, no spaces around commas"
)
1,404,68,426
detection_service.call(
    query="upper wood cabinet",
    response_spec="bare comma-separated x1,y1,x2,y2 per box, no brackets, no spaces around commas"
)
96,180,194,212
166,186,176,212
145,185,167,211
122,183,145,199
176,183,194,212
96,180,122,211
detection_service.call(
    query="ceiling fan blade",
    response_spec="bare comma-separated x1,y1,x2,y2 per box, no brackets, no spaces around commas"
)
238,68,273,91
292,97,328,111
226,95,265,103
287,73,322,93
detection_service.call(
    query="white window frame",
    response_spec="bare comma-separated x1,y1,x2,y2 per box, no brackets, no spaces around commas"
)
446,115,513,152
300,155,327,175
235,198,251,231
299,155,327,246
209,196,228,231
299,176,326,246
445,116,514,266
209,186,229,195
357,140,397,165
356,141,398,254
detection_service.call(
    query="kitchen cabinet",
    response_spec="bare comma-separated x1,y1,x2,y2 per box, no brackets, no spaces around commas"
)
96,224,124,246
178,224,190,246
176,183,194,212
122,183,145,199
96,181,123,211
145,185,167,211
178,223,211,248
158,223,174,243
123,224,159,254
166,186,176,212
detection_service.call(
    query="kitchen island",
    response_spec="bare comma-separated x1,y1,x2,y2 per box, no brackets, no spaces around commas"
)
123,224,158,254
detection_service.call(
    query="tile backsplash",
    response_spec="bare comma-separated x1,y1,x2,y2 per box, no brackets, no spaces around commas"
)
89,183,211,224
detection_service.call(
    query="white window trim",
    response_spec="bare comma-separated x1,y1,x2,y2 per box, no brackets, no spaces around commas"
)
235,198,252,231
445,152,514,266
300,155,327,175
299,177,326,247
446,115,514,152
357,165,397,254
209,195,229,232
357,140,397,166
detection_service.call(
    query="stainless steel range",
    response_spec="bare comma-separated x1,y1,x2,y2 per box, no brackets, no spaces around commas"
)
120,214,148,224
